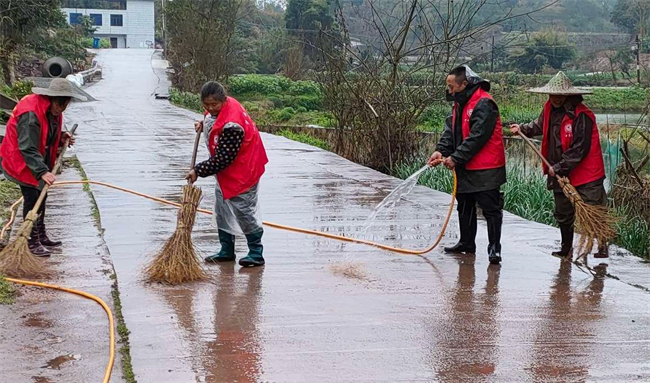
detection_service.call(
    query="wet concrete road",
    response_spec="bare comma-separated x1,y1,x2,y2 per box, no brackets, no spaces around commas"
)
0,168,123,383
63,50,650,382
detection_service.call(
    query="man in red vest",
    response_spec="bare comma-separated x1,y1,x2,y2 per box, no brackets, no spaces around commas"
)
511,72,608,259
428,65,506,264
186,81,269,267
1,78,85,257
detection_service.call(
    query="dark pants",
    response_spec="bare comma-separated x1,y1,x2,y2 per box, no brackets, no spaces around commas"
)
553,181,607,228
20,185,47,222
456,188,504,251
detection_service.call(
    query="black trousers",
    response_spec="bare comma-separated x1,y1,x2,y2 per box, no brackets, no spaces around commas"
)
20,185,47,222
455,188,503,251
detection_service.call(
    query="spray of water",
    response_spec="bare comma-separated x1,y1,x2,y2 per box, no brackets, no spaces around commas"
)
359,165,430,237
332,164,430,280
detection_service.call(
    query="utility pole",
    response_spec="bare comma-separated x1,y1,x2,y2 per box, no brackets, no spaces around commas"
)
162,0,166,56
490,35,495,72
636,35,641,86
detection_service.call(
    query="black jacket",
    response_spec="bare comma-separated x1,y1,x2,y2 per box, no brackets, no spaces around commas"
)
436,78,506,193
519,97,600,191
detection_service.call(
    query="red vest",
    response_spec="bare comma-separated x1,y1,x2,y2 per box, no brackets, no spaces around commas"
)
540,101,605,186
0,94,62,186
452,88,506,170
207,97,268,200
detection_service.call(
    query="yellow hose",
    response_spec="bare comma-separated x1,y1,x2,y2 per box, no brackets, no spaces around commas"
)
2,172,457,255
4,277,115,383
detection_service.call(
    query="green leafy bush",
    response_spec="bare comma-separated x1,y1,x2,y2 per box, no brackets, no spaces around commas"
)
169,88,203,113
276,129,330,150
2,80,34,101
277,107,296,121
99,38,111,49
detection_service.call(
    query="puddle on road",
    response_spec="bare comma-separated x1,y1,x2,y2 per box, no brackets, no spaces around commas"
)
41,354,79,370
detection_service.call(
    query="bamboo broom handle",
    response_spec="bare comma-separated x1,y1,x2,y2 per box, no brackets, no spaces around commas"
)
29,124,78,215
516,130,555,172
188,126,203,184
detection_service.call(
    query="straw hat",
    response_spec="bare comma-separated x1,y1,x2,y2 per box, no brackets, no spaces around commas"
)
527,71,592,95
32,78,88,101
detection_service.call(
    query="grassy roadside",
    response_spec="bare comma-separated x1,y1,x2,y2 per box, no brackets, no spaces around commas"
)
0,179,22,305
63,156,102,230
0,275,16,305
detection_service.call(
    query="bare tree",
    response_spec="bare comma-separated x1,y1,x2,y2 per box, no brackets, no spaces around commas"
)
165,0,247,92
313,0,556,172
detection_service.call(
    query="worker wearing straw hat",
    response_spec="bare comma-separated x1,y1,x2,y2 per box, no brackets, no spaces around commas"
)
510,71,609,259
0,78,87,257
428,65,506,265
186,81,269,267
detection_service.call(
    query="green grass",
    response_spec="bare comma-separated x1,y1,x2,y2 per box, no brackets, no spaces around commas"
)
63,156,102,230
110,271,137,383
0,275,16,305
276,129,330,151
585,87,649,112
614,207,650,259
0,179,21,225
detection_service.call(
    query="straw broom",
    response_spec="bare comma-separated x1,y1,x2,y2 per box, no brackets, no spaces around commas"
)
0,124,78,278
517,132,618,257
145,128,207,285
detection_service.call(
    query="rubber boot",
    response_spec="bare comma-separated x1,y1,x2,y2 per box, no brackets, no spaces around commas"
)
38,217,62,248
204,230,236,263
444,203,477,254
487,218,502,264
552,226,574,259
28,226,51,257
239,230,265,267
594,244,609,259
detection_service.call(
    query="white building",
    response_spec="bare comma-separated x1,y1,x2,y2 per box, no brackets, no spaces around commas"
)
61,0,154,49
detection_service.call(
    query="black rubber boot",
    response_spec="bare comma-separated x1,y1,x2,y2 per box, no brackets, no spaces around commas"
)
28,226,51,257
37,217,62,248
444,202,477,254
488,244,502,265
239,230,265,267
552,226,574,258
487,217,502,264
205,230,236,263
444,242,477,254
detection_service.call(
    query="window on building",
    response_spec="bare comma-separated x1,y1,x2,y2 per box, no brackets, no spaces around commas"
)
89,13,102,26
61,1,126,10
110,14,123,27
70,13,83,25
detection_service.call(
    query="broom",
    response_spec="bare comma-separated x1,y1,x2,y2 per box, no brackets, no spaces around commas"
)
517,131,618,257
144,127,207,285
0,124,78,278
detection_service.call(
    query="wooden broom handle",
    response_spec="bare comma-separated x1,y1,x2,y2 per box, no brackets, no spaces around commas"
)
516,130,555,171
29,124,78,215
188,126,203,185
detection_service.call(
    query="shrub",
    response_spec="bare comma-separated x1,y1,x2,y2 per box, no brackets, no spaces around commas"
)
99,38,111,49
169,88,203,113
277,129,330,150
277,107,296,121
2,80,34,101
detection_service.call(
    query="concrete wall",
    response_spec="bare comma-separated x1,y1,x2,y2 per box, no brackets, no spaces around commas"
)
61,0,153,49
126,0,154,48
